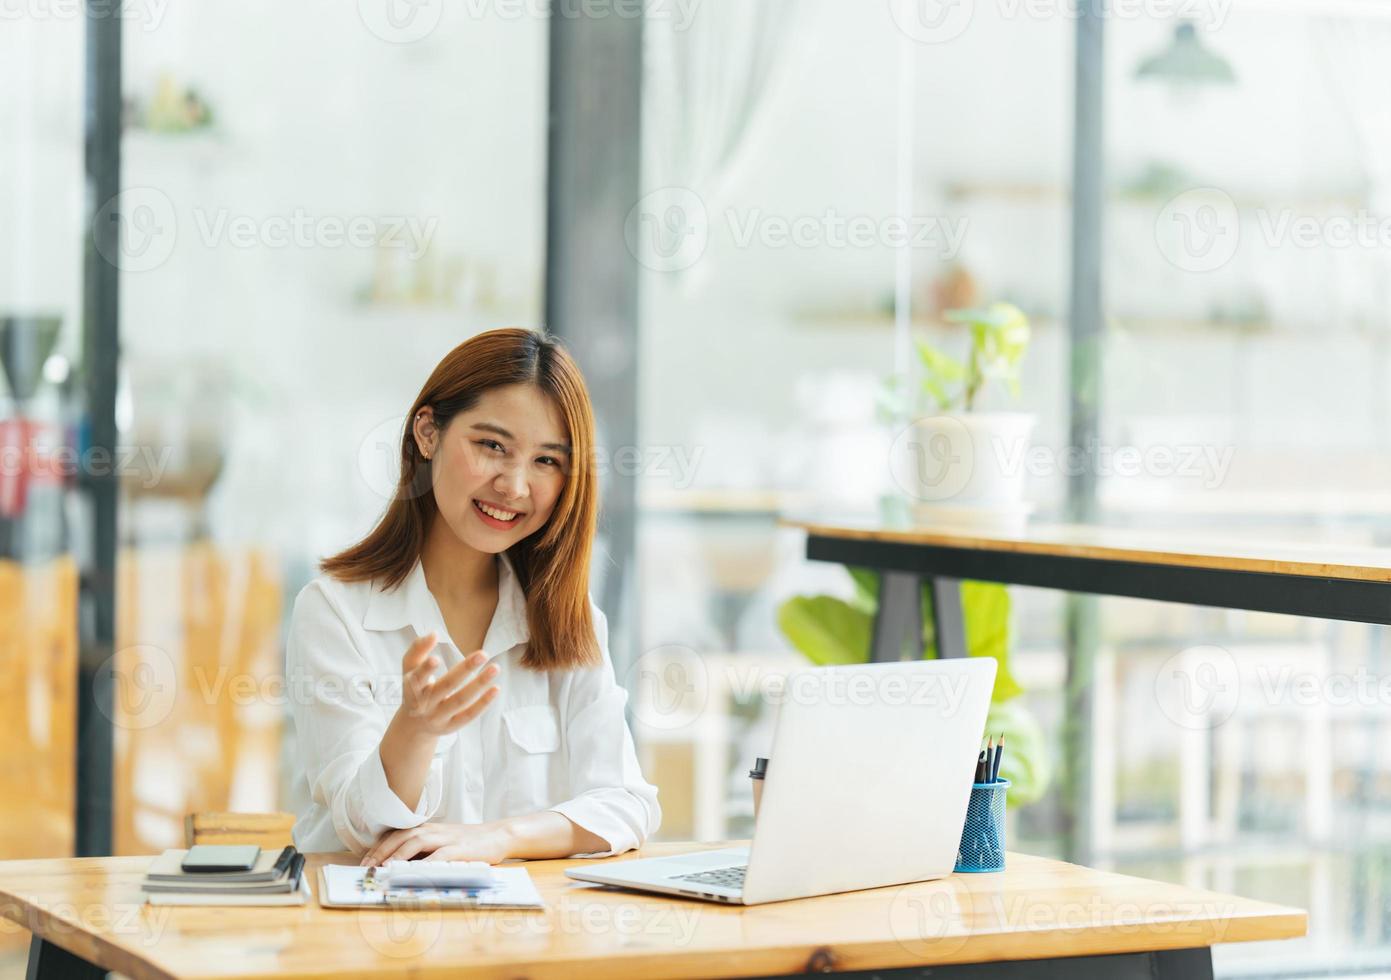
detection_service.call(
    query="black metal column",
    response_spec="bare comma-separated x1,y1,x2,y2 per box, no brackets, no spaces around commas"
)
1062,1,1106,865
871,572,925,662
77,1,121,857
543,9,643,670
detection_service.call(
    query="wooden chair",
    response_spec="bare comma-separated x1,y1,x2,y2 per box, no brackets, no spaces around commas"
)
184,811,295,849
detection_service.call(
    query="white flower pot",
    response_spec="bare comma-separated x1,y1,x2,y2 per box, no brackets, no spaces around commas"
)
890,412,1037,527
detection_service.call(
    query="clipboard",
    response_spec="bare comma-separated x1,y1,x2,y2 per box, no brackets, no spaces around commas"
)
317,864,546,910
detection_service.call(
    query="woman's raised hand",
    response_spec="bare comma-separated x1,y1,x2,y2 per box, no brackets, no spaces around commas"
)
398,633,501,738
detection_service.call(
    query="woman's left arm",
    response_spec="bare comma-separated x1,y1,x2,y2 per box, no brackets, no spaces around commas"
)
360,603,661,866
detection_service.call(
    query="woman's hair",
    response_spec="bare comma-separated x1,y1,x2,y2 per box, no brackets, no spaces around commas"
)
321,327,600,671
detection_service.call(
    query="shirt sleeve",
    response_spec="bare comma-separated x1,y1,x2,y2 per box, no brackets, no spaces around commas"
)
286,581,445,853
548,602,662,857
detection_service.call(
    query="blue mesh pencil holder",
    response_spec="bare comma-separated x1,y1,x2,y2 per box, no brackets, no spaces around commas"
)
955,779,1009,873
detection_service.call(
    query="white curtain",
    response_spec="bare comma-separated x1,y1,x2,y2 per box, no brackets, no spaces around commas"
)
643,0,814,223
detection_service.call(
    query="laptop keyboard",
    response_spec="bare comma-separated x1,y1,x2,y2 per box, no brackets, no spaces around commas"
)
671,865,747,890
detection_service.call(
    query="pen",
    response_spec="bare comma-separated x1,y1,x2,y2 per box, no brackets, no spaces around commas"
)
991,734,1005,783
271,845,295,878
985,736,994,784
975,749,986,783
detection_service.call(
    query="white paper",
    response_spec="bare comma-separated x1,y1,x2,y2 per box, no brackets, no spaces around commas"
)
321,864,544,909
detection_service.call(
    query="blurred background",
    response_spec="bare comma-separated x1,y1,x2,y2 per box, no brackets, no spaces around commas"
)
5,0,1391,977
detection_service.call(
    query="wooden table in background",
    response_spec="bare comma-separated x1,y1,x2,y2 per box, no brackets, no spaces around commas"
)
1,841,1304,979
786,519,1391,660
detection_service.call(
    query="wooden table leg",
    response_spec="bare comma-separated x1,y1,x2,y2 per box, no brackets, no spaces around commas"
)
26,936,105,980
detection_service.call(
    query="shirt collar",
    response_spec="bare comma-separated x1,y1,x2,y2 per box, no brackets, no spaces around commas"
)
362,551,530,656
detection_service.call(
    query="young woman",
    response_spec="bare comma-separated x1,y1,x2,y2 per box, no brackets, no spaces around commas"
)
286,328,660,864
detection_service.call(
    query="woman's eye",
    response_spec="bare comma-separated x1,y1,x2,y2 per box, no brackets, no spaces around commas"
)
537,456,560,468
478,439,505,453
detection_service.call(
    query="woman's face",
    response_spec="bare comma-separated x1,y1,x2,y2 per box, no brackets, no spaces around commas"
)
414,384,570,555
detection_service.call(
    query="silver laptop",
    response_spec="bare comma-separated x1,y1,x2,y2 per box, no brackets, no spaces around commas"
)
565,658,996,905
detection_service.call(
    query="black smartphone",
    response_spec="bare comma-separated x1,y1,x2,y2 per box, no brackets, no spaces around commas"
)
181,844,261,872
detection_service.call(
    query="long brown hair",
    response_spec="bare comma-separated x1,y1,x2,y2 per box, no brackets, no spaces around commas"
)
322,328,600,670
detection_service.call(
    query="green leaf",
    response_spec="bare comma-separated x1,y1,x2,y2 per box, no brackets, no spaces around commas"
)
914,339,966,381
920,580,1022,701
775,595,871,666
846,567,880,611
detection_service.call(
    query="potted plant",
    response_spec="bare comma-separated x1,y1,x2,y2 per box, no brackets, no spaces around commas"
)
884,302,1035,527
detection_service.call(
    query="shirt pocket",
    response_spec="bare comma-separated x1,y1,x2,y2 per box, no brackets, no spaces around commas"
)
500,705,561,811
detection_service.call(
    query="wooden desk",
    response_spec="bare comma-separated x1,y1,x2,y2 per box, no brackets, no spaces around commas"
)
785,519,1391,660
1,842,1304,979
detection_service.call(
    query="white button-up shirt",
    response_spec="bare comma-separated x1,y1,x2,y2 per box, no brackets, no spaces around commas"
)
285,552,660,856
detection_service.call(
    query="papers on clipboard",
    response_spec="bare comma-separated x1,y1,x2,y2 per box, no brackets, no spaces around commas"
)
318,864,545,910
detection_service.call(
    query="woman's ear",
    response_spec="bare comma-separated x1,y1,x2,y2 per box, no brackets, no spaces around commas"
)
412,407,439,460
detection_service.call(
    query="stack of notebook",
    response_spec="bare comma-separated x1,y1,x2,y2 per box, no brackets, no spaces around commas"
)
142,846,310,906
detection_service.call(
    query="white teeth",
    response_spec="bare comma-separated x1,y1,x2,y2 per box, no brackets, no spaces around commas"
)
476,501,519,522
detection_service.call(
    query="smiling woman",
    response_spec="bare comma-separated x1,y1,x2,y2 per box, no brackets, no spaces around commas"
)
289,328,660,864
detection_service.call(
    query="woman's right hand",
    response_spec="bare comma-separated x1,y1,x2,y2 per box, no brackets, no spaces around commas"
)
397,632,501,738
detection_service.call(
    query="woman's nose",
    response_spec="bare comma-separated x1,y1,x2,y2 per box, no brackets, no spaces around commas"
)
494,463,528,500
